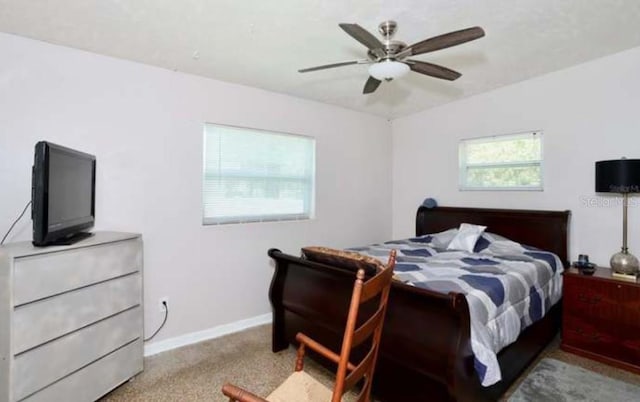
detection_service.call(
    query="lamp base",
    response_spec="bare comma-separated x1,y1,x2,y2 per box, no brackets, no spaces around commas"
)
610,251,640,275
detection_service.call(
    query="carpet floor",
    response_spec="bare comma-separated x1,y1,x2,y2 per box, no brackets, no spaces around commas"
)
100,324,640,402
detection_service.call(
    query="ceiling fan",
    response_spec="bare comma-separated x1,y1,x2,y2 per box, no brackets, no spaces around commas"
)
299,21,485,94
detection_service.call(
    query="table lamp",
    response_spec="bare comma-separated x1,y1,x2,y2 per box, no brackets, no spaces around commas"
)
595,158,640,275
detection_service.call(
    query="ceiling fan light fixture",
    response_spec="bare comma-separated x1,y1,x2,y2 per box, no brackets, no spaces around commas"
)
368,60,409,81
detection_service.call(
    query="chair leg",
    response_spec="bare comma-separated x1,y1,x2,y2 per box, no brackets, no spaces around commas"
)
221,383,268,402
295,342,306,371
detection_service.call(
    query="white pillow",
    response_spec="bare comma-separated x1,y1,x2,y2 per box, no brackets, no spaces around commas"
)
447,223,487,252
430,228,459,248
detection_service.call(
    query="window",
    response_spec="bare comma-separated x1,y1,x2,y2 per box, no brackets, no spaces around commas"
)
459,131,543,190
203,124,315,224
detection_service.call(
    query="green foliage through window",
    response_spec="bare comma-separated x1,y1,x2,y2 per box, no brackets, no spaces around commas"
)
459,132,543,190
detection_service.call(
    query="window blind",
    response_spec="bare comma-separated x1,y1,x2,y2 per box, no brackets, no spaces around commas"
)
203,124,315,224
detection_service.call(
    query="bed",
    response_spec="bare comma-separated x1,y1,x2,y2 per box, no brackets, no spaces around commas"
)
268,206,570,401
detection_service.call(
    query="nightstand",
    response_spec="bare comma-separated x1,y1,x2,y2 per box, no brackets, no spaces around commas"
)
561,266,640,374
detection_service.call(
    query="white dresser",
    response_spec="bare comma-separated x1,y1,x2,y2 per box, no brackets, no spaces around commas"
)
0,232,143,402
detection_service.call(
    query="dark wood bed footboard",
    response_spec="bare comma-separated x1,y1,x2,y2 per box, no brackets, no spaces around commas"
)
268,206,570,401
268,248,476,401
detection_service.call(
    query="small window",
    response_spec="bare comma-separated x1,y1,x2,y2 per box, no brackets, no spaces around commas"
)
203,124,315,224
459,131,543,191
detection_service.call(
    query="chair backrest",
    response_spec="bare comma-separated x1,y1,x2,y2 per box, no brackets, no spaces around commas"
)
332,249,396,402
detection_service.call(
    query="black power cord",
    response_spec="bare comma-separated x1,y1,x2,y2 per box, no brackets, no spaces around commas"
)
1,201,32,246
144,301,169,342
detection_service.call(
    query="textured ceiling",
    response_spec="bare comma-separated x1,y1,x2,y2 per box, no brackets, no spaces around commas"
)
1,0,640,118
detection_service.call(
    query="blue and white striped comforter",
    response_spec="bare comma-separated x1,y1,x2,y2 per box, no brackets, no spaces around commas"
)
347,229,563,387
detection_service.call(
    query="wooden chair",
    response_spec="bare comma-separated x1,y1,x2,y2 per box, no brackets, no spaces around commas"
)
222,248,397,402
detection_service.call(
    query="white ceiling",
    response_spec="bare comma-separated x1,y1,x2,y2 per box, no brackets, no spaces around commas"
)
1,0,640,118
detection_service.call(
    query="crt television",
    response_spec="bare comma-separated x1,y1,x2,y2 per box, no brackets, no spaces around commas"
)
32,141,96,246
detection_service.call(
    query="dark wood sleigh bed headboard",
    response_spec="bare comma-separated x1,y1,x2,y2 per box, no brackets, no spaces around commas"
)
416,206,571,265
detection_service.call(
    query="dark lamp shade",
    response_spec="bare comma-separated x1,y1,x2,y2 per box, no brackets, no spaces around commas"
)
595,159,640,193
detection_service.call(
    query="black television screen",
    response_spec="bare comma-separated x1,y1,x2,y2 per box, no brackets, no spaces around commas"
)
32,141,96,246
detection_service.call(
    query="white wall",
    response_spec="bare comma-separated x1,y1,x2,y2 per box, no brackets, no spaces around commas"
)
392,45,640,265
0,33,392,343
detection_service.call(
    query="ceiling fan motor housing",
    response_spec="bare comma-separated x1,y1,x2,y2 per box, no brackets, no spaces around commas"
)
372,21,407,60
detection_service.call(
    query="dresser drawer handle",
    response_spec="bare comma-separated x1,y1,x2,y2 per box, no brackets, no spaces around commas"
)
578,293,601,304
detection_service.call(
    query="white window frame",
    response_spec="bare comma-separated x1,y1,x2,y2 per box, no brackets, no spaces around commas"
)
458,131,544,191
202,123,316,225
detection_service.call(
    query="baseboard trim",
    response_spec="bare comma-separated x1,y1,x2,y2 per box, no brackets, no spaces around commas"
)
144,312,272,357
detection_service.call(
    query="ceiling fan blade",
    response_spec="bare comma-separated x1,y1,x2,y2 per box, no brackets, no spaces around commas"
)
407,60,462,81
339,23,385,58
298,60,366,73
401,26,485,58
363,76,382,94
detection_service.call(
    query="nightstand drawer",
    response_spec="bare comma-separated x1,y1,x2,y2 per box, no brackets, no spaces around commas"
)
563,314,640,367
564,275,640,327
562,267,640,374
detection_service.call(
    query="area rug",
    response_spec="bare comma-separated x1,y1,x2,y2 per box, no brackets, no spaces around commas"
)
508,358,640,402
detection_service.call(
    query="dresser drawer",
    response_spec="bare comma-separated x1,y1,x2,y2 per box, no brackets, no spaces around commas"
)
13,307,141,401
13,273,141,354
563,275,640,327
13,239,141,306
22,338,143,402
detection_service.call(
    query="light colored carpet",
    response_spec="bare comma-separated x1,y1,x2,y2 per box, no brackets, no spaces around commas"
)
100,325,359,402
509,358,640,402
100,324,640,401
